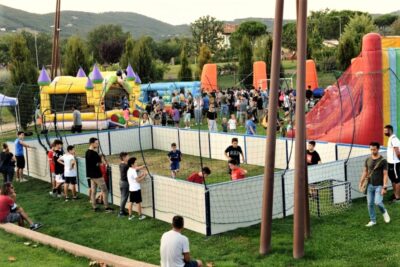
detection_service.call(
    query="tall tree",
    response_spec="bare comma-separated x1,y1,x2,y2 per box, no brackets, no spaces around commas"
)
120,37,135,69
197,44,212,78
132,37,155,83
87,24,129,64
374,14,398,34
178,45,192,81
342,14,377,53
191,15,223,54
230,21,268,50
282,22,297,51
20,31,52,68
155,38,182,63
253,35,272,76
238,36,253,88
390,18,400,35
63,36,91,76
337,33,357,71
9,34,37,129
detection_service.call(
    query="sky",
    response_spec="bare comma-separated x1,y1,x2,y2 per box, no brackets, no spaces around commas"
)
0,0,398,25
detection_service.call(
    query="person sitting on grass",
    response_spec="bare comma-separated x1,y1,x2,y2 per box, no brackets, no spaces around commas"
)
0,182,42,230
127,157,148,221
160,215,203,267
228,159,247,181
58,145,78,201
187,167,211,184
168,143,182,179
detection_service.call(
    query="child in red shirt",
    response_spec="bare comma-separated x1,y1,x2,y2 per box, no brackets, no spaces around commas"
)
48,142,56,193
229,159,247,181
187,167,211,184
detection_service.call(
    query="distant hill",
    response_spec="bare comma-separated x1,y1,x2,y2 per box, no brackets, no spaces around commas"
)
0,4,297,40
0,4,191,39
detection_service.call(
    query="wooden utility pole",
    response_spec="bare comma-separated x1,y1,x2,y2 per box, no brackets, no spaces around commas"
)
293,0,308,259
50,0,61,80
259,0,284,255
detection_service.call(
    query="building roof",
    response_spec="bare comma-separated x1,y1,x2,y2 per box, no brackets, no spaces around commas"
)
223,24,238,34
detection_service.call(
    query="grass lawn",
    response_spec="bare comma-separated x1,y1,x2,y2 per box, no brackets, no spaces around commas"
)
0,229,88,266
85,149,265,184
3,178,400,267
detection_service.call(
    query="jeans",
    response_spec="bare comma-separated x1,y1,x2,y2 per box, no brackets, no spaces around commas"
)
194,109,202,124
367,184,386,222
220,104,229,118
119,180,129,213
1,166,14,183
208,120,217,132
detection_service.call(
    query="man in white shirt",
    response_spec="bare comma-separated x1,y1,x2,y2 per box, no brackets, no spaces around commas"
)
58,145,78,201
160,216,202,267
384,125,400,202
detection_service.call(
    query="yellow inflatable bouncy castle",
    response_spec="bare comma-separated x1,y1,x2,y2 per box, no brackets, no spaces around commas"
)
37,64,146,130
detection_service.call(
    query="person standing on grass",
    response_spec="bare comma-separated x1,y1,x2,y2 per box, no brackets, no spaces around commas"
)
384,125,400,203
245,113,256,135
229,159,247,181
0,143,16,183
224,138,245,174
0,182,42,230
85,137,113,212
51,139,65,197
359,142,390,227
207,104,218,132
118,152,129,217
172,104,181,128
58,145,78,201
160,215,203,267
168,143,182,179
47,142,56,195
193,95,203,126
14,131,34,183
71,106,82,133
127,157,147,221
228,114,237,133
306,141,321,166
187,167,211,184
221,117,228,133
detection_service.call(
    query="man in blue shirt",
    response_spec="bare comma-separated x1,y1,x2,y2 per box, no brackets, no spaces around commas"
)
14,131,34,182
245,114,256,135
168,143,182,179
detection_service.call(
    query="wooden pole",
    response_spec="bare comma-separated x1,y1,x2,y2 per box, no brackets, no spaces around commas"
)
50,0,61,79
293,0,307,259
259,0,284,255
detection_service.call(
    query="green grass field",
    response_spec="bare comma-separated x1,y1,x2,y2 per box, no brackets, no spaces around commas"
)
0,230,89,266
3,178,400,266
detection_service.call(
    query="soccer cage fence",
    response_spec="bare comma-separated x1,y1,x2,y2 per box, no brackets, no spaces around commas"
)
3,65,399,234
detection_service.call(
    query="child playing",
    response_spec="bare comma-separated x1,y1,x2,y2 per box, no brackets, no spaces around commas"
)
161,108,168,126
48,142,56,194
183,105,191,129
58,145,77,201
51,139,64,197
228,114,237,133
127,157,148,220
221,117,228,133
97,154,109,204
168,143,182,179
228,159,247,181
172,104,180,128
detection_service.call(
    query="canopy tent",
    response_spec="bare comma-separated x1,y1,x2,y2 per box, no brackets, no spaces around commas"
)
0,93,21,133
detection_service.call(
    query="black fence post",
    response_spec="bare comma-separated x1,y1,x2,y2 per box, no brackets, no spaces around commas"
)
25,147,30,177
208,132,212,159
76,159,81,193
107,131,112,156
205,189,212,236
344,162,348,182
107,166,113,205
285,139,289,164
335,144,338,161
151,126,154,150
177,128,181,150
151,175,156,218
281,173,286,218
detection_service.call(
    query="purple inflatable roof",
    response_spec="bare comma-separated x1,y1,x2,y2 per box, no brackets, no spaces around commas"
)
37,67,51,85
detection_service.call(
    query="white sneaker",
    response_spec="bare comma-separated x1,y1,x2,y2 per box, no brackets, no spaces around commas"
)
365,221,376,227
138,215,146,220
128,215,135,221
383,211,391,223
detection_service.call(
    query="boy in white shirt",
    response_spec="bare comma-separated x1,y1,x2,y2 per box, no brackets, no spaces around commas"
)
58,145,77,201
127,157,148,220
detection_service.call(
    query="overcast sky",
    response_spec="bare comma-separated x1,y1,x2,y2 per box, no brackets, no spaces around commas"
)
1,0,397,25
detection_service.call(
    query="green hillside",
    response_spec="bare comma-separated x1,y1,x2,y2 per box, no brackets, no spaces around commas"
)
0,4,190,39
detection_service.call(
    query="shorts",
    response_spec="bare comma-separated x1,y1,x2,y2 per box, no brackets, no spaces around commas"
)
184,113,191,122
184,260,199,267
16,156,25,169
64,176,77,185
170,161,180,171
55,174,65,183
388,163,400,184
129,190,142,203
3,212,21,223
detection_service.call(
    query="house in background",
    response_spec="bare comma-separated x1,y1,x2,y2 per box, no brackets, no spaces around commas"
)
219,23,239,49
